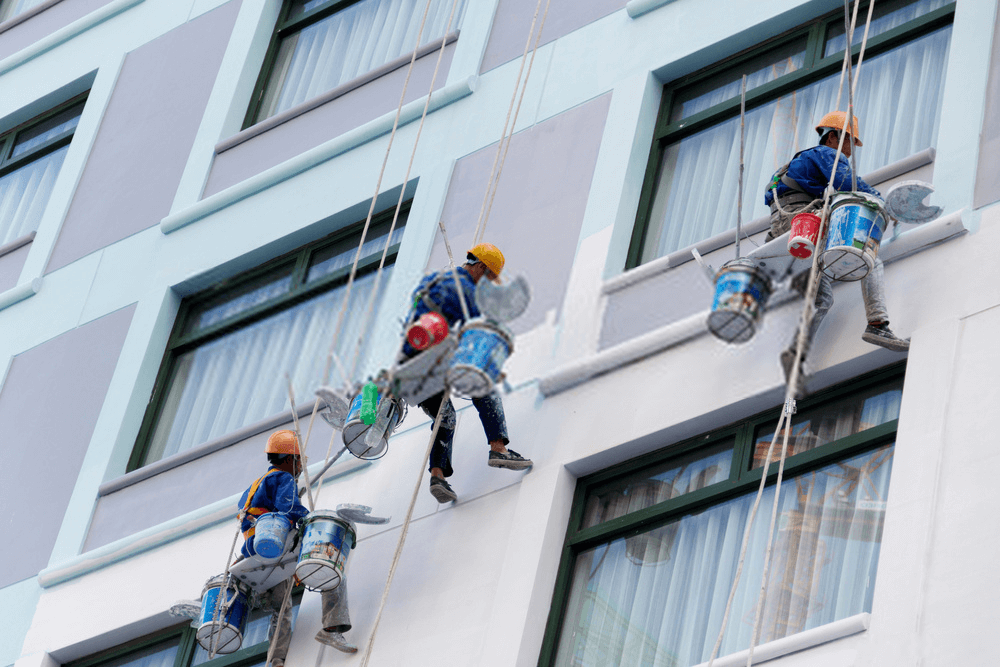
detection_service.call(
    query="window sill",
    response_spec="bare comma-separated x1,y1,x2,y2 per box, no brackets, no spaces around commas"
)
219,30,460,155
0,0,65,35
691,612,870,667
0,230,34,258
0,276,41,311
626,0,679,19
101,401,318,495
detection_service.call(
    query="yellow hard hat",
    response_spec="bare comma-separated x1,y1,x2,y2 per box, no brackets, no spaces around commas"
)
815,110,862,146
467,243,505,277
265,430,300,456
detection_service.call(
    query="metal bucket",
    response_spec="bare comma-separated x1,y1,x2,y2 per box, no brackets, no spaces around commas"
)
252,512,292,562
342,391,402,460
407,312,449,351
197,575,251,654
819,192,887,281
294,511,356,592
707,258,772,344
447,319,514,398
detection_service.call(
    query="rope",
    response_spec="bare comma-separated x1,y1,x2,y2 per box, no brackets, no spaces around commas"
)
207,525,243,659
286,373,316,511
265,580,295,667
736,74,747,259
439,220,472,323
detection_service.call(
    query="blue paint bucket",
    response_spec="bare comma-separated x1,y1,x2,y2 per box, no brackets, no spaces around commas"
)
196,575,250,654
253,512,292,561
819,192,887,281
707,258,772,344
295,511,356,592
447,319,514,398
343,391,402,460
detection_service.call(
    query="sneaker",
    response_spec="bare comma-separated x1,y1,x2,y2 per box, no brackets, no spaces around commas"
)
779,348,808,400
862,322,910,352
429,476,457,503
315,630,357,653
488,448,533,470
269,660,284,667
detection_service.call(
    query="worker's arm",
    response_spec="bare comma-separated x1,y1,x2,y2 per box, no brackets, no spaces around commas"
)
270,471,310,522
795,146,882,198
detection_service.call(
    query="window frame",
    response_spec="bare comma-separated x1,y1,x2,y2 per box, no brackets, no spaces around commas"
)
625,1,956,270
0,91,88,188
536,362,905,667
128,202,409,472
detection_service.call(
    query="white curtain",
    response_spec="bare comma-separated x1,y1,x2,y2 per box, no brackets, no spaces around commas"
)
147,269,390,461
261,0,469,119
101,640,180,667
554,445,894,667
823,0,951,56
0,145,68,245
642,26,951,262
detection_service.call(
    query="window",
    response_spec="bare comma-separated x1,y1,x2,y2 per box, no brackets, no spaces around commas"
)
539,365,904,667
130,206,408,470
628,0,954,267
0,0,48,22
245,0,469,126
0,94,86,246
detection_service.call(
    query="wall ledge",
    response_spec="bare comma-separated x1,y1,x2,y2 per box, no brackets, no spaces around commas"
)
0,0,145,75
0,231,34,258
626,0,679,19
161,75,477,235
542,209,965,397
0,276,41,312
40,456,370,588
0,0,65,35
691,613,870,667
218,31,460,154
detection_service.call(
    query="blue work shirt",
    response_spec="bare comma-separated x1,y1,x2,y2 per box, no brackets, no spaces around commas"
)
238,466,309,558
765,145,881,206
402,266,481,357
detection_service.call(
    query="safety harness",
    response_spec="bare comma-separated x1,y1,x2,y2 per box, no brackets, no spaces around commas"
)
239,468,281,540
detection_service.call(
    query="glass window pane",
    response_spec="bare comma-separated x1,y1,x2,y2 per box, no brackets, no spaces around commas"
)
670,37,808,122
0,144,69,245
183,265,296,336
642,26,950,262
752,378,902,468
146,269,390,463
582,438,734,529
824,0,951,57
307,217,405,283
287,0,336,21
11,102,85,159
99,638,180,667
554,445,894,667
257,0,469,120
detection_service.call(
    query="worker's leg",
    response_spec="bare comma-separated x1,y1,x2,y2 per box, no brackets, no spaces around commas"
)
264,579,294,665
860,258,909,350
781,272,834,393
418,391,457,478
475,391,532,469
315,581,357,653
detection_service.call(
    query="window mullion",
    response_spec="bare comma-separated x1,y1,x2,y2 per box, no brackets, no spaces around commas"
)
804,20,826,68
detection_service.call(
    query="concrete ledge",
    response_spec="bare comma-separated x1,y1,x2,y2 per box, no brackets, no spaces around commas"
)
0,0,145,75
542,210,966,397
0,0,65,35
0,276,41,312
218,31,460,153
160,75,477,235
626,0,679,19
691,613,870,667
0,231,34,258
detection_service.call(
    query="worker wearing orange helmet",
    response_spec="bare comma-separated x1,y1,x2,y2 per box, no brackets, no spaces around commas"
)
764,111,909,394
401,242,532,504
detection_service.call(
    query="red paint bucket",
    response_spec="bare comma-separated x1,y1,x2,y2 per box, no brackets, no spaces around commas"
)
787,212,821,259
407,312,449,350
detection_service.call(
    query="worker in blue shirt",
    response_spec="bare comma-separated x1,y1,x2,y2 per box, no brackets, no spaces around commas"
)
403,243,532,504
765,111,909,394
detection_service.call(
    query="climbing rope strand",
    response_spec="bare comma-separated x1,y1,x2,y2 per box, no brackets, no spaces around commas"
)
265,581,294,667
736,74,747,259
438,220,473,323
478,0,554,243
285,374,317,510
359,389,453,667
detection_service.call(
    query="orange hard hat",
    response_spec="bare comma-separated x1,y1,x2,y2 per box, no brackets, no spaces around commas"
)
815,110,862,146
467,242,505,276
265,430,300,456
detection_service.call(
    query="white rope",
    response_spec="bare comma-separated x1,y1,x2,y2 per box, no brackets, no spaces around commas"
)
439,220,473,323
736,74,747,259
286,373,316,511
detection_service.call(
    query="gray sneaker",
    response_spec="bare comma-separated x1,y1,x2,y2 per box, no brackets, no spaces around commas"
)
862,323,910,352
488,448,533,470
315,630,357,653
429,476,457,503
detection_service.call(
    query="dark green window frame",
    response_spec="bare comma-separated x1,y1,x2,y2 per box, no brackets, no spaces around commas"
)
625,1,956,269
0,92,88,185
536,362,905,666
128,203,409,472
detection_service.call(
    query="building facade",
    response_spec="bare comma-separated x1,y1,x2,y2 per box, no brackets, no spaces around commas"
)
1,0,998,666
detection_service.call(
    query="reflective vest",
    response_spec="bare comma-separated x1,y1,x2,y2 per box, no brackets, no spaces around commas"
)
240,468,281,540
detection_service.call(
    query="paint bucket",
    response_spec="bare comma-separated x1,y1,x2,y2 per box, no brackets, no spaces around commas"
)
787,211,821,259
252,513,292,562
295,511,356,592
407,312,449,351
342,391,402,459
707,258,772,344
447,319,514,398
197,575,251,654
819,192,887,281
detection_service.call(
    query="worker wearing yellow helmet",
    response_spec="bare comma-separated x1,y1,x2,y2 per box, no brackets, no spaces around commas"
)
763,110,909,395
400,241,532,504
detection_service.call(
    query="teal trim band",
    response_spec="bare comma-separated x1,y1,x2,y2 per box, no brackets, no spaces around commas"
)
0,0,147,76
0,277,41,312
626,0,678,19
160,75,478,235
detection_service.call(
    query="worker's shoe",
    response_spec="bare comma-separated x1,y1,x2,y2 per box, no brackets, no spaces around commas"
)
429,476,457,503
862,322,909,352
779,348,808,400
315,630,357,653
488,448,533,470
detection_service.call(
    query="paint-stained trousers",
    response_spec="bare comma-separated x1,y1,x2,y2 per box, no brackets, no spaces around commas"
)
262,577,351,661
418,390,509,478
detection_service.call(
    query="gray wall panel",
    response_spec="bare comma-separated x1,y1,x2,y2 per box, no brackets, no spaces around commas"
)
974,4,1000,209
0,0,111,61
0,305,135,588
45,0,242,273
481,0,626,73
0,242,31,293
428,93,612,334
203,43,457,197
